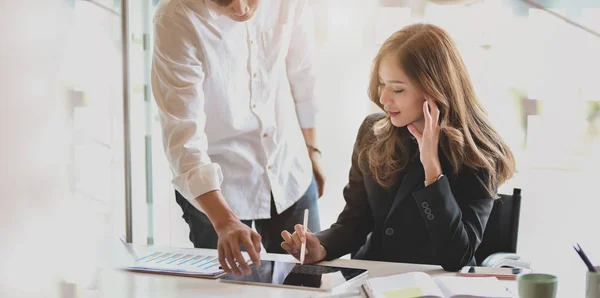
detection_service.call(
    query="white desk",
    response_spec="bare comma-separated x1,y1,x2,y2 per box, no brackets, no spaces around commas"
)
76,244,519,298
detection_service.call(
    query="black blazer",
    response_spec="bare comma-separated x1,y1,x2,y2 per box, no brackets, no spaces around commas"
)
316,113,494,271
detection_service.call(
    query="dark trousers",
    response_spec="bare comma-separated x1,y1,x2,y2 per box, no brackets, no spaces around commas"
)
175,177,321,254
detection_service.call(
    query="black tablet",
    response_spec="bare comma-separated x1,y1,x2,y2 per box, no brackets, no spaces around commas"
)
219,260,368,292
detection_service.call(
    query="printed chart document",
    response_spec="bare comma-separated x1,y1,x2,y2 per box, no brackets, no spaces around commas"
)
124,251,249,279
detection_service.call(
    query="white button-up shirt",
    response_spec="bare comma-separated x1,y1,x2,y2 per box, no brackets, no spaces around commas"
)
151,0,318,219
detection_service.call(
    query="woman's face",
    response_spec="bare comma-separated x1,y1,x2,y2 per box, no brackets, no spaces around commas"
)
378,55,427,132
210,0,261,22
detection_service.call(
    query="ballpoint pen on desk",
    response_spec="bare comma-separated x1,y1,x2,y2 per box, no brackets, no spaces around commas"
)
573,242,597,272
300,209,309,265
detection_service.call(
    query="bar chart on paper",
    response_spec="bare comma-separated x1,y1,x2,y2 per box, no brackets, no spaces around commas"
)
125,251,227,278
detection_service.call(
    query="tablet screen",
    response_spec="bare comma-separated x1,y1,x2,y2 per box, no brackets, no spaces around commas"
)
219,260,367,291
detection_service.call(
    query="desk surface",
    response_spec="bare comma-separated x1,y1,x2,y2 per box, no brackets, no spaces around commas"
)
80,245,520,298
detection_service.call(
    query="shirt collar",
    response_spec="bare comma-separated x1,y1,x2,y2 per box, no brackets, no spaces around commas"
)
204,0,223,20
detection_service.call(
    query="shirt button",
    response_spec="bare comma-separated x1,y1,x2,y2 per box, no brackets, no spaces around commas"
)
385,228,394,236
268,165,272,170
252,104,257,109
250,40,254,45
253,73,257,78
263,133,268,138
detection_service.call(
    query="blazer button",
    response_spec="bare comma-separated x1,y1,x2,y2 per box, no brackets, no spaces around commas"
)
427,214,435,220
385,228,394,236
421,202,429,208
424,207,432,215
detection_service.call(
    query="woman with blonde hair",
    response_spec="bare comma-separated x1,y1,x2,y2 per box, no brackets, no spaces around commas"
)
280,23,516,271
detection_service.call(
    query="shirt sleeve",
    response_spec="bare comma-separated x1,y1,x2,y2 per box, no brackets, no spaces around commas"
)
151,11,223,211
285,0,319,129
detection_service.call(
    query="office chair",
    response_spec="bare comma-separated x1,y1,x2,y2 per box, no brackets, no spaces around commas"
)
476,188,531,269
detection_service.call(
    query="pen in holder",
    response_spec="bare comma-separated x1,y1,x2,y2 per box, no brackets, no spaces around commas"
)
588,266,600,298
573,243,599,298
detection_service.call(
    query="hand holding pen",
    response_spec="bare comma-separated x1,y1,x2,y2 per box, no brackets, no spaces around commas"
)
280,209,327,264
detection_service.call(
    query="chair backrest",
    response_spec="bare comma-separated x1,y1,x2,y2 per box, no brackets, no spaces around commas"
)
475,188,522,265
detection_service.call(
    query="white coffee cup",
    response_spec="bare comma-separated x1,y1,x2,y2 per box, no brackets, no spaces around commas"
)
587,266,600,298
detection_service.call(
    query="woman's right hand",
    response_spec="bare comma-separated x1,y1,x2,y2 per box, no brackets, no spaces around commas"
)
280,224,327,264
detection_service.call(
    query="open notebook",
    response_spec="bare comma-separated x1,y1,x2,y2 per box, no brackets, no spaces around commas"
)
362,272,513,298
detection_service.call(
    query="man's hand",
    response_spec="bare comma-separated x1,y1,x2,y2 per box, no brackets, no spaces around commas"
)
194,190,262,277
301,128,326,198
309,151,326,198
214,218,262,277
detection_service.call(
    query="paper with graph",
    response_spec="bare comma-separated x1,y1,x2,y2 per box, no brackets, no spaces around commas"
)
125,251,229,278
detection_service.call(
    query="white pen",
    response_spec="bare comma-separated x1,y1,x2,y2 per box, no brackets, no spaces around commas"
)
308,289,362,298
300,209,309,265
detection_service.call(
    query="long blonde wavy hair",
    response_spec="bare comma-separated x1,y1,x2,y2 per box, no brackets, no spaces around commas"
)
361,24,516,197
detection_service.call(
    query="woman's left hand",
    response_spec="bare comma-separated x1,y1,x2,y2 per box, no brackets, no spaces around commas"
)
407,99,443,181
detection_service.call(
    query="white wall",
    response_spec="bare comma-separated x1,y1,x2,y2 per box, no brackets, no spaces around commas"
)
0,1,91,297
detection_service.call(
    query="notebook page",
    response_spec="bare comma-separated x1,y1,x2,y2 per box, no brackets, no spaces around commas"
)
434,276,513,298
365,272,444,298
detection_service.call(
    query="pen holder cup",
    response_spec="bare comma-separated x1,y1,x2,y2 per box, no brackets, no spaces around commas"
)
587,266,600,298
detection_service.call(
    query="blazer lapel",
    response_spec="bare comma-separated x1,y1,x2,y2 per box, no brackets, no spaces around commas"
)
384,158,425,223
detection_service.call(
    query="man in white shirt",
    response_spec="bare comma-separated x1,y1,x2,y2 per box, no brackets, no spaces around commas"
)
151,0,323,277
